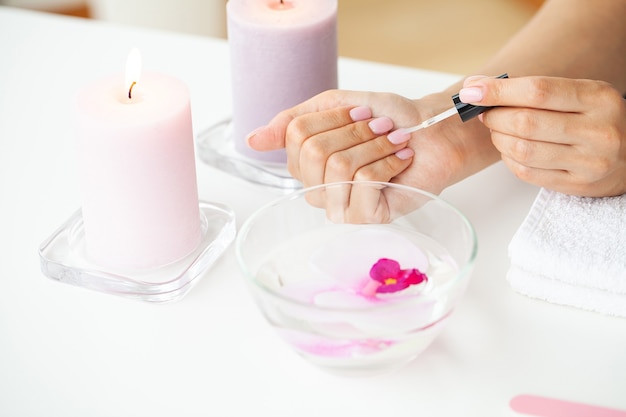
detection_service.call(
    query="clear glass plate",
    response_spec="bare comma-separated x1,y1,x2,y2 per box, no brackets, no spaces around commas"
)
39,201,236,303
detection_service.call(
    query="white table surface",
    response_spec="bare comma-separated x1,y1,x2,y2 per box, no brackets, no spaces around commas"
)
1,7,624,417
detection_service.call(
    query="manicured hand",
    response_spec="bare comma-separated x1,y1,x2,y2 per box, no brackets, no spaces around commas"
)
247,90,416,187
247,88,499,221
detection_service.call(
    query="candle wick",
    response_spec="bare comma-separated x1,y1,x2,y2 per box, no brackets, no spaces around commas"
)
280,0,283,3
128,81,137,99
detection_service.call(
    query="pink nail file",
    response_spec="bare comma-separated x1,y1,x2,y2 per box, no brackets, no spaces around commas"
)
510,394,626,417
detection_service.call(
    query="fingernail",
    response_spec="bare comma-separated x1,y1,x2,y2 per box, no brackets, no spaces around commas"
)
458,87,483,103
368,117,394,135
387,129,410,145
349,106,372,122
246,126,263,140
245,126,267,147
395,148,414,160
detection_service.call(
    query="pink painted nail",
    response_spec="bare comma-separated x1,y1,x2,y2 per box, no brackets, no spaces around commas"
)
395,148,414,160
387,129,410,145
458,87,483,103
349,106,372,122
368,117,394,135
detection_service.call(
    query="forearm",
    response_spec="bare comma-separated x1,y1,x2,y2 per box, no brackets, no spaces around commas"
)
431,0,626,101
478,0,626,92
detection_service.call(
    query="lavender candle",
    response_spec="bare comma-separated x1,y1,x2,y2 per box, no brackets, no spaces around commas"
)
227,0,338,163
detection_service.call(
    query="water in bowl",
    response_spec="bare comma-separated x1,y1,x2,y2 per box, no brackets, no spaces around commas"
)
251,223,464,376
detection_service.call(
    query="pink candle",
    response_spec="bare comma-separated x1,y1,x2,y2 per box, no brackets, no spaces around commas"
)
74,50,201,270
227,0,338,162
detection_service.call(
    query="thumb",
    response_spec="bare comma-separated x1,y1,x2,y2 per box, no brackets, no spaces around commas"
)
246,89,350,151
245,110,294,151
462,75,489,87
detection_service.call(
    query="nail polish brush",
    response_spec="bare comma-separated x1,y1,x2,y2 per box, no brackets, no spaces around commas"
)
403,73,508,133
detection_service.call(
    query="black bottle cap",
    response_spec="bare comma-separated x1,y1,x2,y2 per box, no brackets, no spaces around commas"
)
452,73,508,122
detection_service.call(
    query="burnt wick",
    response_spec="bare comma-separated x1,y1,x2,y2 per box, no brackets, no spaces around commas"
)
128,81,136,99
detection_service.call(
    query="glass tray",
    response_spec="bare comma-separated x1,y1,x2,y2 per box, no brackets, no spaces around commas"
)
39,201,236,303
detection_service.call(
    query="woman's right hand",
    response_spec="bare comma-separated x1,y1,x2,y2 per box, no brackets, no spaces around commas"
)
460,75,626,197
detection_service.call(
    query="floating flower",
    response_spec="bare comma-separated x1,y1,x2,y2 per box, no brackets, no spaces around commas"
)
268,229,437,357
309,228,429,288
362,258,428,296
271,228,432,311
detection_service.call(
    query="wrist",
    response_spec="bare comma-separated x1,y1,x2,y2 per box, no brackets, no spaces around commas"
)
411,91,501,185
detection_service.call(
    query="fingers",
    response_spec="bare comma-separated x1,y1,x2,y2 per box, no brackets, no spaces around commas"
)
485,106,582,146
285,104,414,218
488,106,609,171
300,111,414,213
341,181,389,224
495,127,625,196
285,106,374,180
459,75,600,113
498,156,604,197
282,104,412,184
245,96,326,152
459,75,626,196
321,144,413,222
497,156,570,192
479,78,624,173
491,130,573,171
246,89,356,152
314,123,413,185
246,88,418,219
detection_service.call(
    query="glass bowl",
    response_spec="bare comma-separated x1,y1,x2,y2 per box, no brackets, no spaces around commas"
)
236,181,477,376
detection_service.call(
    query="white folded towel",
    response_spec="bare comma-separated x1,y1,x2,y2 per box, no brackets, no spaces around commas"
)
507,188,626,317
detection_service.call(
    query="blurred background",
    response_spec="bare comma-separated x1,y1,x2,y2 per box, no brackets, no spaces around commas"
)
0,0,543,74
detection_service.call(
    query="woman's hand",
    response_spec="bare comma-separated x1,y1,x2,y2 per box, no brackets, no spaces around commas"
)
247,90,419,186
247,88,500,221
460,75,626,196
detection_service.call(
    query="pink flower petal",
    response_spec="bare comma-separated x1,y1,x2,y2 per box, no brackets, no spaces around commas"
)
309,228,429,286
370,258,428,294
370,258,401,283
